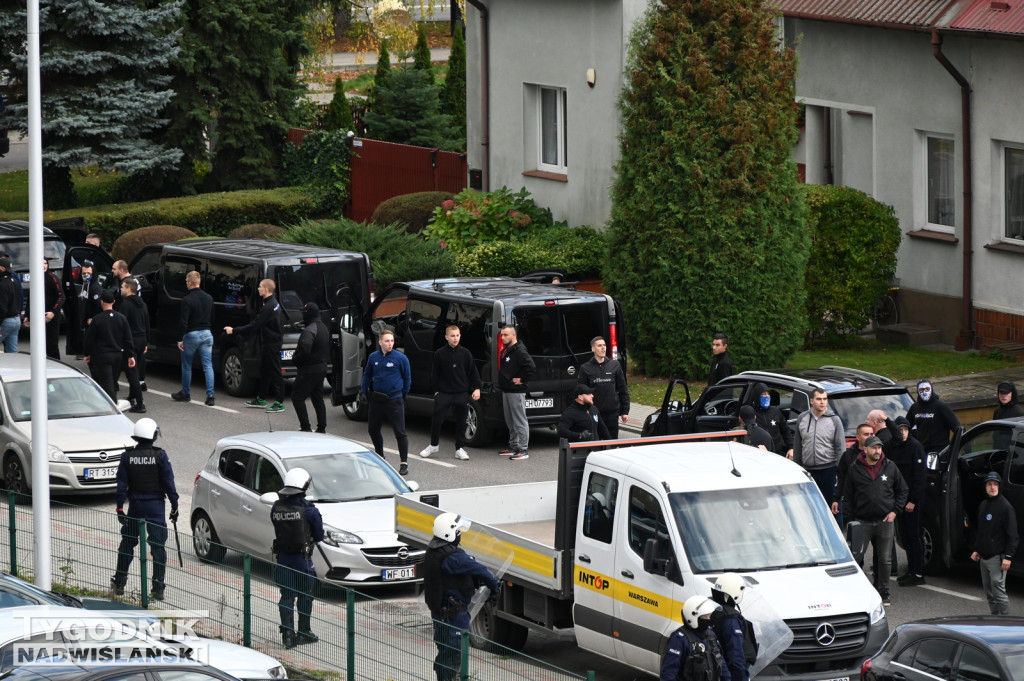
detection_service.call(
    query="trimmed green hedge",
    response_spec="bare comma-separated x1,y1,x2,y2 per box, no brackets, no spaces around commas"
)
454,226,607,278
370,191,454,234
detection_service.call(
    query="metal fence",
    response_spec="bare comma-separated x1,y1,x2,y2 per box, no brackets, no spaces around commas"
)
1,492,592,681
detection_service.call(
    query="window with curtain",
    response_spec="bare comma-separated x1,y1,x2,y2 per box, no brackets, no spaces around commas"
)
539,86,567,173
927,136,955,227
1006,146,1024,240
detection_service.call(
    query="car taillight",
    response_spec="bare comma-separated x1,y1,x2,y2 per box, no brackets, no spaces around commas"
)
194,473,201,486
497,336,505,374
860,657,872,680
609,323,619,361
71,266,81,280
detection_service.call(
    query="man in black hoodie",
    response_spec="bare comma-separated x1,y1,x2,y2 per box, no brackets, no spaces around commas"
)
994,381,1024,420
971,472,1019,614
118,278,150,413
291,303,329,434
906,379,960,455
558,384,610,442
738,405,773,450
420,325,482,461
707,333,734,386
577,336,630,438
888,416,928,586
749,383,793,457
226,278,285,412
498,325,535,461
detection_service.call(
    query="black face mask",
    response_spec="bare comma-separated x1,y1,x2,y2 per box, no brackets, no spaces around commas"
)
696,619,710,636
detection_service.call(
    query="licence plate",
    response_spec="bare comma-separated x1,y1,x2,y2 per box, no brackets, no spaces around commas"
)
382,567,416,581
281,349,294,360
524,398,554,409
819,677,849,681
84,467,118,480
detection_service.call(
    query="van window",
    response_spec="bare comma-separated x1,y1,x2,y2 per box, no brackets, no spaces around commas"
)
407,299,444,351
131,249,161,277
512,302,605,359
448,303,492,365
372,288,409,341
163,257,203,298
628,486,672,563
207,261,257,310
273,261,366,317
583,473,618,544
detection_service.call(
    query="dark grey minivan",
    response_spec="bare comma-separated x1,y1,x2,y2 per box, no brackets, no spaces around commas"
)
343,277,626,446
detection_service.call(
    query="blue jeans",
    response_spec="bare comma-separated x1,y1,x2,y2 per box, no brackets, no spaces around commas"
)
181,330,214,396
0,317,20,353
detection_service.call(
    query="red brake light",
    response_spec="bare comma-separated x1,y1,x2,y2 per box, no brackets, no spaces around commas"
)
194,473,201,486
609,323,619,361
544,300,555,306
304,257,316,264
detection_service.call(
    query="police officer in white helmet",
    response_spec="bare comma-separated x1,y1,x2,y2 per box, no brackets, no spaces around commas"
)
710,574,757,681
660,595,731,681
271,468,325,648
424,513,500,681
111,418,178,601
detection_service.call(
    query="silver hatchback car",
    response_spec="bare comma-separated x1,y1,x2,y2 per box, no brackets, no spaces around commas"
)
190,431,425,587
0,354,135,495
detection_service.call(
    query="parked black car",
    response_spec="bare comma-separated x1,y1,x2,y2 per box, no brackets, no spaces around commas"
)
642,366,914,442
861,616,1024,681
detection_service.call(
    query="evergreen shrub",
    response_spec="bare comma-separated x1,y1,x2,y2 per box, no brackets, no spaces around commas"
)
111,225,198,263
425,186,555,251
370,191,454,234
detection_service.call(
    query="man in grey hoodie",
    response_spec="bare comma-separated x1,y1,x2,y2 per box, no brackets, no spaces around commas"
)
793,388,846,504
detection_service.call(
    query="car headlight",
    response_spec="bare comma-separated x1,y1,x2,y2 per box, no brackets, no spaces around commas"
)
869,599,886,624
268,665,286,678
48,445,69,464
322,525,362,546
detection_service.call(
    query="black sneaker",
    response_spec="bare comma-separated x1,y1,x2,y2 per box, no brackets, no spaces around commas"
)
880,592,891,607
498,448,516,456
110,579,125,596
150,587,164,601
898,575,926,587
296,631,319,645
282,631,297,649
399,463,409,476
128,403,147,413
205,395,216,406
140,382,148,392
510,450,530,461
171,391,190,402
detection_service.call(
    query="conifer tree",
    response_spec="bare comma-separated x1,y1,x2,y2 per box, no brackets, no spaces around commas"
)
413,22,433,84
441,22,466,150
368,38,392,111
364,67,454,149
605,0,809,376
322,77,355,133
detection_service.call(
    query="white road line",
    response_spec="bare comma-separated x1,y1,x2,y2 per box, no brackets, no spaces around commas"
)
918,584,984,601
117,381,239,412
348,439,459,468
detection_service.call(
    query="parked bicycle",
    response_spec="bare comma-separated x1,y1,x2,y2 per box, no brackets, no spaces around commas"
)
872,279,900,328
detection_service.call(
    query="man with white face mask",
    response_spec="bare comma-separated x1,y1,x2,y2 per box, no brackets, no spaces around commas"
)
905,379,960,456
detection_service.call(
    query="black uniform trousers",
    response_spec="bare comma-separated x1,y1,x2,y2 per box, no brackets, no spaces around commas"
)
292,371,327,433
368,397,409,463
43,315,60,359
90,352,123,401
260,344,285,403
123,335,147,405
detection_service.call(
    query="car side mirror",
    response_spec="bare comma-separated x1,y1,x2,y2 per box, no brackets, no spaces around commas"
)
406,480,420,492
116,399,132,412
259,492,279,505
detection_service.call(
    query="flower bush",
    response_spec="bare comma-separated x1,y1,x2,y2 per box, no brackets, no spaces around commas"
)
425,186,555,251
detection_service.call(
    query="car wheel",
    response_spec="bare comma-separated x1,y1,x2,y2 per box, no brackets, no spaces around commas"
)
462,401,492,447
469,601,528,652
342,393,368,421
191,512,227,563
3,453,29,498
221,346,257,397
921,518,939,575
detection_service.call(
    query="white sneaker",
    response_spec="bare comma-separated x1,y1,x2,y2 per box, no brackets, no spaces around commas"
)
419,444,439,458
455,448,470,460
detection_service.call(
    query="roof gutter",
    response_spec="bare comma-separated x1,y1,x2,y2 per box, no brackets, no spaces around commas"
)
931,30,974,350
464,0,489,191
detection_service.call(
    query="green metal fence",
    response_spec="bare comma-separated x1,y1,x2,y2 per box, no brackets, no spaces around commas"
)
1,492,594,681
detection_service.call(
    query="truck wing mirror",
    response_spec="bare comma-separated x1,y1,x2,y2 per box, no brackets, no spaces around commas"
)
643,538,665,575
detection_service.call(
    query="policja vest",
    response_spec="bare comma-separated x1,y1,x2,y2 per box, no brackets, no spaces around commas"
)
678,628,724,681
125,445,163,497
711,603,759,666
271,499,313,555
423,542,475,614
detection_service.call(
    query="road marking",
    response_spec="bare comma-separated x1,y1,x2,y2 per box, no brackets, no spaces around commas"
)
919,584,984,601
117,382,239,412
349,439,458,468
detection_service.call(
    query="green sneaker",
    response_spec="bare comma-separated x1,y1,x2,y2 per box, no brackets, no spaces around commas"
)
266,401,285,413
245,397,267,408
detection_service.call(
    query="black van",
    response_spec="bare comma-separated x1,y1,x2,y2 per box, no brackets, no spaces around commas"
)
64,239,373,399
342,277,626,447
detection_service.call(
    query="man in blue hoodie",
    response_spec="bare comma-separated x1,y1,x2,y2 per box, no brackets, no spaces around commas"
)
360,329,412,475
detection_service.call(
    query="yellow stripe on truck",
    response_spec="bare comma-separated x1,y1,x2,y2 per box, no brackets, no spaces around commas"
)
576,565,682,623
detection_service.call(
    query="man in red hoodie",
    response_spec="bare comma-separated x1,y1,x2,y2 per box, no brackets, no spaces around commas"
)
840,435,908,607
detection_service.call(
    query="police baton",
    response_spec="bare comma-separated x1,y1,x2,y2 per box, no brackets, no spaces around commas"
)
172,519,184,567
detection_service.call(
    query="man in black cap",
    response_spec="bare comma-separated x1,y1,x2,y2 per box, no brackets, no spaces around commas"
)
84,290,135,401
994,381,1024,420
971,472,1019,614
291,303,329,434
557,384,611,443
888,416,928,587
738,405,773,450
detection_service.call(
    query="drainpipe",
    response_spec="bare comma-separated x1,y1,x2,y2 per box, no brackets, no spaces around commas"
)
465,0,489,191
822,107,833,185
931,30,974,350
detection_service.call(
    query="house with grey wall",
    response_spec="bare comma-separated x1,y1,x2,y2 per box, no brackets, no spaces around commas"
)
464,0,1024,349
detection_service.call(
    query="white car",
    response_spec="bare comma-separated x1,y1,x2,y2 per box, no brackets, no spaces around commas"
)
190,431,425,586
0,354,135,495
0,605,285,680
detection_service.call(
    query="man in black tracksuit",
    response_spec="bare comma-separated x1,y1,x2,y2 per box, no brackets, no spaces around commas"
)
226,278,285,411
118,278,150,413
24,258,64,359
84,291,135,401
558,384,611,442
971,472,1019,614
577,335,630,438
291,303,329,434
738,405,773,451
886,416,928,586
748,382,793,457
421,325,482,460
906,379,960,455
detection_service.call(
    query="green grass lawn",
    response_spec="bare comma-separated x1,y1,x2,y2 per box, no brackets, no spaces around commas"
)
627,339,1020,407
0,166,122,217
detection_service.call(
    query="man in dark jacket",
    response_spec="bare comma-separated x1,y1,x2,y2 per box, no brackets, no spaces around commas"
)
707,333,734,387
174,271,215,405
67,260,102,359
710,574,754,681
738,405,773,451
291,303,329,434
498,325,536,461
558,384,611,442
118,278,150,413
23,258,64,359
906,379,960,455
833,423,875,524
577,336,630,438
420,325,482,461
887,416,928,587
226,278,285,412
971,472,1019,614
994,381,1024,420
360,329,412,474
661,595,731,681
749,383,792,457
84,291,136,401
841,435,908,606
0,257,20,354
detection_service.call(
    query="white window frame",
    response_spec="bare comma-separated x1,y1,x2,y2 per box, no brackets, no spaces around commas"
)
536,86,567,174
1002,143,1024,242
917,132,956,233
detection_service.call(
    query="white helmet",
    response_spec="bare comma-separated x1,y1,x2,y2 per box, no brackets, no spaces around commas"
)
433,512,470,542
279,468,312,496
682,595,717,630
713,573,746,605
132,418,159,443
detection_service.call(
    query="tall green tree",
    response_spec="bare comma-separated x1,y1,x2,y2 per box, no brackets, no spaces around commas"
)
322,77,355,133
441,22,466,150
413,22,433,83
364,67,454,149
0,0,182,208
605,0,809,377
368,38,391,111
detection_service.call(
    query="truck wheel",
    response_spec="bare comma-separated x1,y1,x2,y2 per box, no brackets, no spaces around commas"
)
462,402,492,447
342,393,368,421
469,603,528,652
221,346,257,397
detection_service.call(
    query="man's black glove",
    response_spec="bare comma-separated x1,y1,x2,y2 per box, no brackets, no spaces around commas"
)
169,508,179,523
578,430,593,441
488,585,501,607
116,509,127,527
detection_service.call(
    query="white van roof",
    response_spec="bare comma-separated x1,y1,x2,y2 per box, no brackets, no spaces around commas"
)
586,442,811,492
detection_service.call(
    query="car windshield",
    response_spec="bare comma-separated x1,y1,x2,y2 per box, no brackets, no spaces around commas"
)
4,240,65,271
4,377,117,422
273,261,366,320
831,391,915,437
0,576,67,608
668,482,852,572
285,450,409,502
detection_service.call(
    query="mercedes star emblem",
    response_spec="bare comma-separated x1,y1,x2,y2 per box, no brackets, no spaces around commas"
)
815,622,836,646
